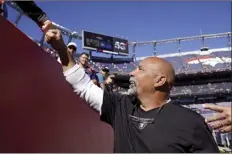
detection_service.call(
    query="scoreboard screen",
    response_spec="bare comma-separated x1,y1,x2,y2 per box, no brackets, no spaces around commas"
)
113,37,129,56
82,31,129,56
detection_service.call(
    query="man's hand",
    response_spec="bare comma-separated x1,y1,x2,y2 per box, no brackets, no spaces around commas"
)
41,20,53,32
44,29,66,51
45,29,76,71
203,104,231,133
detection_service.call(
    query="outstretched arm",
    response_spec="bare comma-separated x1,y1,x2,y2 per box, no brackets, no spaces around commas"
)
45,29,104,113
44,29,75,71
14,1,52,32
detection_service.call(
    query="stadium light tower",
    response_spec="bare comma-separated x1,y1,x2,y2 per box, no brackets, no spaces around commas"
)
227,32,231,47
132,42,137,61
153,41,157,56
67,31,78,44
177,38,185,68
177,38,181,53
201,35,205,47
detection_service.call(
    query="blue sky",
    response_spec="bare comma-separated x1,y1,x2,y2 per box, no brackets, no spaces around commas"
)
6,1,231,57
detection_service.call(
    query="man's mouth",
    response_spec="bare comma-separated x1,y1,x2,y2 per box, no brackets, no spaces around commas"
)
129,80,136,85
129,77,136,87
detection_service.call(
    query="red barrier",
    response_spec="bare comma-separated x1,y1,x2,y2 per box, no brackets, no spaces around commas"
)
0,15,113,153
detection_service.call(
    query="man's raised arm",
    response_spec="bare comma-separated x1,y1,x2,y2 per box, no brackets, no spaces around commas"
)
45,29,104,113
14,1,52,32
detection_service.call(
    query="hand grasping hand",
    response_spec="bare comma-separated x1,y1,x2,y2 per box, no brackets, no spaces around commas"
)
41,20,53,32
44,29,66,51
45,29,75,69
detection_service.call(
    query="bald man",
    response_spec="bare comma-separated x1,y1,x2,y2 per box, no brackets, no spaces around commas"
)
45,29,219,153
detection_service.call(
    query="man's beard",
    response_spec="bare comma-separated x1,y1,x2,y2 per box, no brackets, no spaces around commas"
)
127,77,137,96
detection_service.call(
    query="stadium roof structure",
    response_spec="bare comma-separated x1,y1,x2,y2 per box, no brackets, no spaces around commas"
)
128,32,231,46
136,47,232,60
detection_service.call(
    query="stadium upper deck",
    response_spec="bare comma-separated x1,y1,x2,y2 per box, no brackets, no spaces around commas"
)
90,47,231,74
135,47,231,74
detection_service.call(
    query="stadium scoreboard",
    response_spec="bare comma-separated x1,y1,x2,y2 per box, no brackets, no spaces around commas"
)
82,31,129,56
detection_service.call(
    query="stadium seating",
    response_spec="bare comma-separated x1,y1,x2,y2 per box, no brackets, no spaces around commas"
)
39,44,231,76
85,48,231,75
171,82,231,96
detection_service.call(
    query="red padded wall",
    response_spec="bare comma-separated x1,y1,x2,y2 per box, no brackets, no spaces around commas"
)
0,15,113,153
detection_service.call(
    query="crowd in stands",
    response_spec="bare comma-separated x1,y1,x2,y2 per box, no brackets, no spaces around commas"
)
171,82,231,96
41,42,231,76
165,49,231,74
41,43,118,92
41,44,231,98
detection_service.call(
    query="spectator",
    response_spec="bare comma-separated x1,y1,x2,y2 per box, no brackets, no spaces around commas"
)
96,67,110,89
45,29,219,153
66,42,77,55
104,74,115,92
57,42,77,63
78,52,98,85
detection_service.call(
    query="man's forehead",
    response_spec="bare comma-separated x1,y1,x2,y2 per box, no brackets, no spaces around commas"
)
139,58,156,67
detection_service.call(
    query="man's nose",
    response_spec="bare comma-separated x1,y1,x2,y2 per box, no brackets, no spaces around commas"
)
129,69,136,76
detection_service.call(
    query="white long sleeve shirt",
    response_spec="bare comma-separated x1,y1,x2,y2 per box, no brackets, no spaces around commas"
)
63,64,103,114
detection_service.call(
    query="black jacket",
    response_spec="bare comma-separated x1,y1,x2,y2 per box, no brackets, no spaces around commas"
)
14,1,49,26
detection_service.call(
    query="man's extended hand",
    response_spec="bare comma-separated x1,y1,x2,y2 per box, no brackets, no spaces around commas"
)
203,104,231,133
45,29,76,71
41,20,53,32
44,29,66,51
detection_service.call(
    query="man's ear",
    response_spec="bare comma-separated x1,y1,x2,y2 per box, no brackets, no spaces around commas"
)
154,75,167,88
